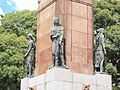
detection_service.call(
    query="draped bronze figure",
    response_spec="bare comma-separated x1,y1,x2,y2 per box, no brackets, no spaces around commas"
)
95,28,106,73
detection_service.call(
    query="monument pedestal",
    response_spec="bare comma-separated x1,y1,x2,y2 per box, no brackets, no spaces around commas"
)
21,67,112,90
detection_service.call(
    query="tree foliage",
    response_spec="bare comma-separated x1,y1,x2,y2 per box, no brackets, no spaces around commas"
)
0,10,36,90
1,11,36,36
94,0,120,88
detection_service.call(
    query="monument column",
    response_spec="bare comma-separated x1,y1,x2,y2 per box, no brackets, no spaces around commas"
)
36,0,93,75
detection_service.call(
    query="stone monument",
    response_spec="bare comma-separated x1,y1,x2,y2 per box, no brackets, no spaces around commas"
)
21,0,112,90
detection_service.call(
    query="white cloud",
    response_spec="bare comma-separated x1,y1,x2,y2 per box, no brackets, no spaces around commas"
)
11,0,38,11
0,8,4,15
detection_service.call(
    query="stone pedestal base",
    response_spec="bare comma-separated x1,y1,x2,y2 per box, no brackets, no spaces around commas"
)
21,67,112,90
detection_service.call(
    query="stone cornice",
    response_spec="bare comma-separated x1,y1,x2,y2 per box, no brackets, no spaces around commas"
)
37,0,56,13
37,0,92,14
71,0,93,7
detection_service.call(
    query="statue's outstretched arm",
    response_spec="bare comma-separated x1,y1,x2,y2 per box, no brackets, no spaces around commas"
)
102,35,106,55
24,42,33,58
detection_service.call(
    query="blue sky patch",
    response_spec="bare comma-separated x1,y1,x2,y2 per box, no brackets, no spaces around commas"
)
0,0,37,15
0,0,16,14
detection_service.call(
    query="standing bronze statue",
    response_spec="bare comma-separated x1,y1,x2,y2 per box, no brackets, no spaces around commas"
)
94,28,106,73
50,16,66,67
24,33,36,78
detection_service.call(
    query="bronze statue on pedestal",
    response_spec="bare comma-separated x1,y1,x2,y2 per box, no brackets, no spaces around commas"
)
94,28,106,73
50,16,66,68
24,33,36,78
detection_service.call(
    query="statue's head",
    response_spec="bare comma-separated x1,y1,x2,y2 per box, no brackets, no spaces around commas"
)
53,16,60,25
96,28,104,33
27,33,33,40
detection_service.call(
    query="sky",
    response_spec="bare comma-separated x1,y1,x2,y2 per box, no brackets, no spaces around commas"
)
0,0,37,15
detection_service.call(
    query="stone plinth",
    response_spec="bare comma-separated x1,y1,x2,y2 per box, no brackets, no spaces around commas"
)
21,78,29,90
21,68,112,90
21,74,45,90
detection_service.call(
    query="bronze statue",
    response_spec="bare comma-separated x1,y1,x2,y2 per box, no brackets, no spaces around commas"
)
24,33,36,78
50,16,66,67
94,28,106,73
